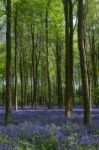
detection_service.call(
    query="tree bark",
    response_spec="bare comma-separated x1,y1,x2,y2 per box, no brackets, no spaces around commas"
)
20,54,24,109
31,25,35,108
5,0,12,124
63,0,73,117
77,0,91,125
14,6,18,111
56,37,63,108
45,7,51,109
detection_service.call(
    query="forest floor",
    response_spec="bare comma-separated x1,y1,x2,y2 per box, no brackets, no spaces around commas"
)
0,108,99,150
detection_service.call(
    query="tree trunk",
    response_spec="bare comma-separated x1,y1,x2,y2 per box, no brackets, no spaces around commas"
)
63,0,73,117
31,25,35,108
77,0,91,126
56,37,63,108
34,57,38,109
20,55,24,109
5,0,12,124
14,6,18,111
30,65,33,107
24,68,28,107
45,8,51,109
91,34,97,104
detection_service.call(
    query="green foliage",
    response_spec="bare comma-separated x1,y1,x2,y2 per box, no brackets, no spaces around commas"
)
0,136,8,143
17,140,34,150
0,0,99,107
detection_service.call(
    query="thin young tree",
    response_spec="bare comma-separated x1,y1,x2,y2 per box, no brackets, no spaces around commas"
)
45,0,51,109
5,0,12,124
56,36,63,108
14,5,18,111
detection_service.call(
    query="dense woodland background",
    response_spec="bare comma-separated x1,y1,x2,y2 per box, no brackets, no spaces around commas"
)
0,0,99,125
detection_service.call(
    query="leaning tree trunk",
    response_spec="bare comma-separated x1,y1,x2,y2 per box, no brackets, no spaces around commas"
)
77,0,91,126
5,0,12,124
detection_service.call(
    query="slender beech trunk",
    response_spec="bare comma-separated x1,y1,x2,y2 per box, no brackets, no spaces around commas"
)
20,55,24,109
91,34,97,103
56,37,63,108
45,7,51,109
5,0,12,124
31,25,35,108
14,7,18,111
77,0,91,125
30,65,33,107
24,68,28,107
34,56,39,108
69,0,73,110
33,57,38,109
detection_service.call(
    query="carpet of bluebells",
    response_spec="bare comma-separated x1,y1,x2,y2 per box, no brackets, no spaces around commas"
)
0,108,99,150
